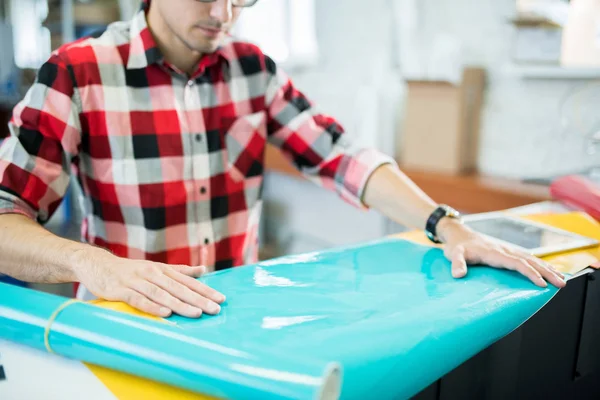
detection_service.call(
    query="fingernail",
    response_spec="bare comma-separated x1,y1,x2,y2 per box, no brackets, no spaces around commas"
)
216,294,226,303
199,266,207,274
160,307,171,316
208,302,220,314
538,278,548,287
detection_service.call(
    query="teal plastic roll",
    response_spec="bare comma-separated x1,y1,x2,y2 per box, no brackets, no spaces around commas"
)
0,239,558,399
0,284,341,400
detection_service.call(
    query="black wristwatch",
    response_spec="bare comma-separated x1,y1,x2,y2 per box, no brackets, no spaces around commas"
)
425,204,462,244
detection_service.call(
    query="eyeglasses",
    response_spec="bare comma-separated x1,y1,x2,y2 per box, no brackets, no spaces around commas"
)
196,0,259,7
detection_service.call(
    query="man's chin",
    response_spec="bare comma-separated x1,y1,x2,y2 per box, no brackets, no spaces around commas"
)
189,40,221,54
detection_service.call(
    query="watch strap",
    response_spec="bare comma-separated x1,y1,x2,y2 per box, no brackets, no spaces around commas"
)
425,205,460,244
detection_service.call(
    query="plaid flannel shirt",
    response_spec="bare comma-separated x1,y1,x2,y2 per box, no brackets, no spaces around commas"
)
0,7,394,271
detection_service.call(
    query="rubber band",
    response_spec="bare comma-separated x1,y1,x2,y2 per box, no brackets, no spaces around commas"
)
44,299,79,354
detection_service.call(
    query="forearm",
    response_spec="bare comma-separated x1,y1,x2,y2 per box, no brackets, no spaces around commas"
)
362,164,454,233
0,213,109,283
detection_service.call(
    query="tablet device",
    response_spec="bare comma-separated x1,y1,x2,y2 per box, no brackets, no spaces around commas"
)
462,212,599,257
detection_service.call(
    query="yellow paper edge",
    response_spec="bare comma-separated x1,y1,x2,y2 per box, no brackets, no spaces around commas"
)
85,301,216,400
394,212,600,275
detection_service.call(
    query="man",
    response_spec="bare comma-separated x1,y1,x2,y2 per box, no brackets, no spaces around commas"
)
0,0,565,318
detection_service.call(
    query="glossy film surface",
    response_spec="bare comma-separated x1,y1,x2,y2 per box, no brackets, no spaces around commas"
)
0,239,557,399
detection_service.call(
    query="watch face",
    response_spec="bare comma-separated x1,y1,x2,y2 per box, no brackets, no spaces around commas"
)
441,205,460,219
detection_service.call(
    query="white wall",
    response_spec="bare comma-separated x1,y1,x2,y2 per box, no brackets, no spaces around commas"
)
283,0,404,156
418,0,599,178
285,0,599,180
261,1,406,255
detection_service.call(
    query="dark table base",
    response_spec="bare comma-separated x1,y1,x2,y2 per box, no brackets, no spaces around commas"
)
413,270,600,400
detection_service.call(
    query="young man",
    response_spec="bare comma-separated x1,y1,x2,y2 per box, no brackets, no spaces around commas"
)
0,0,565,318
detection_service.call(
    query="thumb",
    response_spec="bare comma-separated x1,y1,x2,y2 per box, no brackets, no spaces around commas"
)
450,246,468,279
171,265,207,277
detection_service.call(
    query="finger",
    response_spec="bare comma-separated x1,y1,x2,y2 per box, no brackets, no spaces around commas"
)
546,263,565,279
592,260,600,269
525,258,566,288
166,268,226,304
134,281,203,318
508,258,548,288
450,246,468,279
502,248,566,286
502,247,565,280
121,289,171,318
483,251,547,288
171,265,207,278
152,273,221,315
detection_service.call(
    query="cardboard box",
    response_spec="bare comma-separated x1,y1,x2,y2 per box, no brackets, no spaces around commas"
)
74,1,121,25
512,17,563,64
46,0,121,26
397,68,486,175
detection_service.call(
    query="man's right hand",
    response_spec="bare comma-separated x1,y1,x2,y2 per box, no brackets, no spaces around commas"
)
0,214,225,319
74,249,225,318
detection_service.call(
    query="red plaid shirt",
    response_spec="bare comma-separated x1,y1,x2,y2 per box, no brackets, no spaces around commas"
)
0,8,393,271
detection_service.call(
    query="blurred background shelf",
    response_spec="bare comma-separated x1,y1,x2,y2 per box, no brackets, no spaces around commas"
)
506,64,600,80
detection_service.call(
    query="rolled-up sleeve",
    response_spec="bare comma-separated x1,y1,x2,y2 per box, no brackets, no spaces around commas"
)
0,190,38,219
264,57,395,209
0,52,81,222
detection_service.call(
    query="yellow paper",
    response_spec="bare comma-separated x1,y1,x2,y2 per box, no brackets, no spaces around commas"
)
522,212,600,274
88,364,215,400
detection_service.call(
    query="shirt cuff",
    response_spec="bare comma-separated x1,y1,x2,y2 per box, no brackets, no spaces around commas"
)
0,191,38,220
335,148,396,209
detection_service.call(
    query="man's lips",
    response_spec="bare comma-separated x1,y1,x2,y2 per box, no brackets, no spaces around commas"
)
197,25,223,39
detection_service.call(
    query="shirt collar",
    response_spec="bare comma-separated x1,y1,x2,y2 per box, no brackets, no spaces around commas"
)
127,0,231,73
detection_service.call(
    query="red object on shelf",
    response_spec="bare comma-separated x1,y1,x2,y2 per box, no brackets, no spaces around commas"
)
550,175,600,221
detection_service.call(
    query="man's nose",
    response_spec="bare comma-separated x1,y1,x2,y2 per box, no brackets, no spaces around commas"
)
208,0,233,24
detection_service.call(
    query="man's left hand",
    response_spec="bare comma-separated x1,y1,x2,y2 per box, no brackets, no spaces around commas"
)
437,218,567,288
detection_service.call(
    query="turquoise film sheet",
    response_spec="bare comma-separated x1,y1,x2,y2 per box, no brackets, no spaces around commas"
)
0,238,558,399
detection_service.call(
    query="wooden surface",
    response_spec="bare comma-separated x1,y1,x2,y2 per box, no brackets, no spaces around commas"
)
264,145,551,214
402,169,551,213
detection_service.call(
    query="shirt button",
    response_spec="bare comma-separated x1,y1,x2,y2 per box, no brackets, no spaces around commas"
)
204,238,210,245
200,186,206,194
195,134,202,142
187,80,194,87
